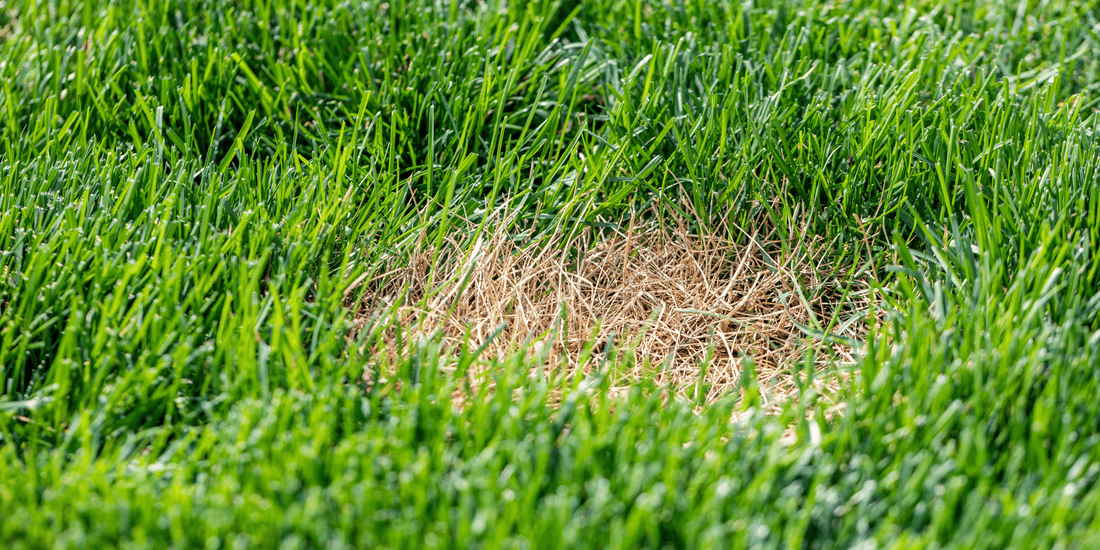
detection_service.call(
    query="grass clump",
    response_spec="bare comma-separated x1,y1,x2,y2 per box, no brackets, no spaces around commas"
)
358,213,871,407
1,0,1100,548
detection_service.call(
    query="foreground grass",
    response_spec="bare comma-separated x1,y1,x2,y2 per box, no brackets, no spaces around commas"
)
2,0,1100,547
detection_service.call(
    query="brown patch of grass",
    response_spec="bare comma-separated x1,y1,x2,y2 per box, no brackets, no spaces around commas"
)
351,217,873,409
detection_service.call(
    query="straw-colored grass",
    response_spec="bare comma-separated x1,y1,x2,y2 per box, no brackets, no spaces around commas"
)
354,218,873,407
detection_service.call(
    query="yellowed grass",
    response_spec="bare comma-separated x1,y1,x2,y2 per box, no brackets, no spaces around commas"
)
351,217,873,409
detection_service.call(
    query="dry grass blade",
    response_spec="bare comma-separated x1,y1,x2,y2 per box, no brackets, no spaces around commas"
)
353,218,873,408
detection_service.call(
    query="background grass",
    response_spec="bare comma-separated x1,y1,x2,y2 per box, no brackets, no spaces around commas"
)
1,0,1100,547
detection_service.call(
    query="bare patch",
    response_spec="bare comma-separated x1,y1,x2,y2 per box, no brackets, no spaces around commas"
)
351,218,873,409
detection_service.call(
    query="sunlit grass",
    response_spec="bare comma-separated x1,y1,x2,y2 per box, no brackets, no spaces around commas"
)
1,0,1099,547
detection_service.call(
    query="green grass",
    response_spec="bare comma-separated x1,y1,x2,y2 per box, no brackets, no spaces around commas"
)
1,0,1100,547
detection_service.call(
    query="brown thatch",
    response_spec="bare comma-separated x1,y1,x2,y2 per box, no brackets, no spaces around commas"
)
350,217,873,409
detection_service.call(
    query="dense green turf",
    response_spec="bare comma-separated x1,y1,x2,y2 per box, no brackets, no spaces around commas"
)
2,0,1100,547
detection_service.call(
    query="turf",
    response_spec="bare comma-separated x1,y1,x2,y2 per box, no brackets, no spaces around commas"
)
1,0,1099,547
357,216,872,407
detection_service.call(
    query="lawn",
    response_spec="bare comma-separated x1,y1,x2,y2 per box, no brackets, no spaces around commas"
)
1,0,1099,547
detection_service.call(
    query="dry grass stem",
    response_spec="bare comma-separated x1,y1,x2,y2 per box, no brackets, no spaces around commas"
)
353,219,873,409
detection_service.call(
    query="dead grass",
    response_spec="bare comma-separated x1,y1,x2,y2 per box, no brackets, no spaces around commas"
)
350,217,874,409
